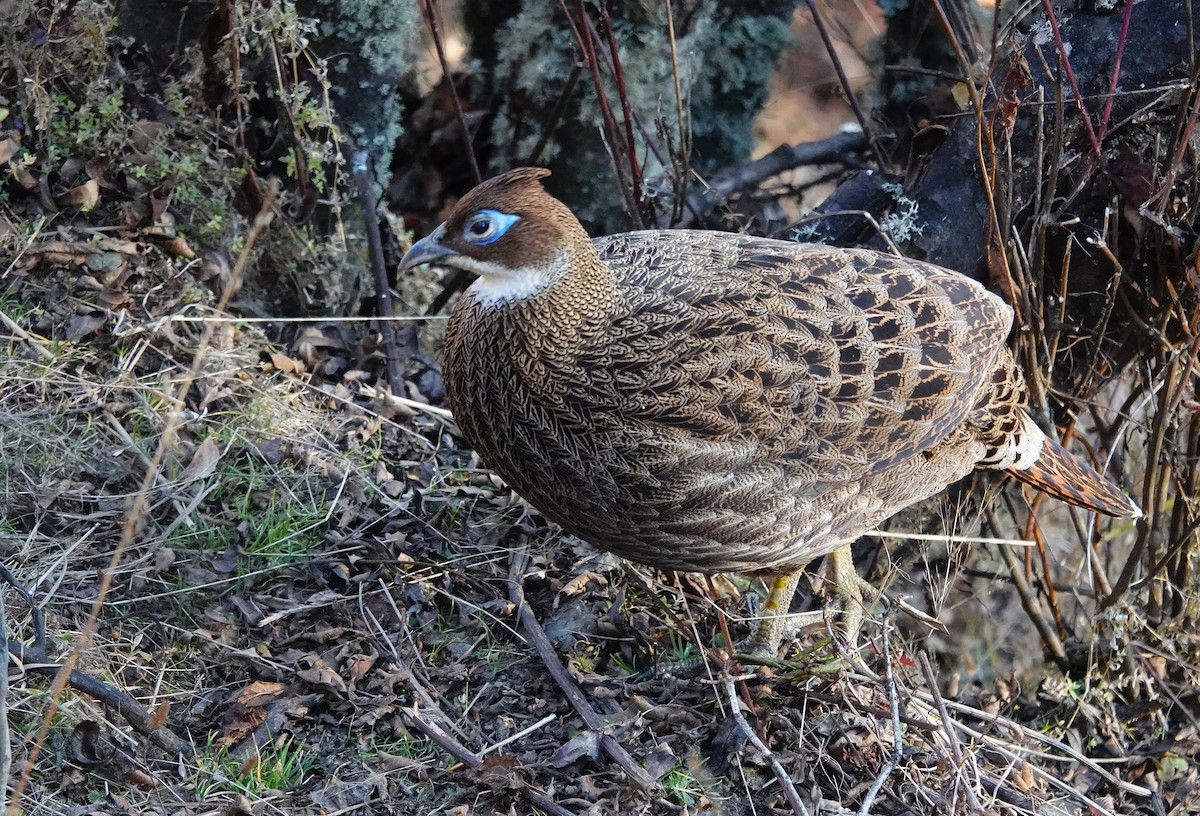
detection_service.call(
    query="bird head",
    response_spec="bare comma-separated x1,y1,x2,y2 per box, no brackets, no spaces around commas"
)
399,167,593,305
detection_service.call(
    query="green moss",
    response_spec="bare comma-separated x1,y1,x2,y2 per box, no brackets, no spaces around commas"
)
305,0,422,180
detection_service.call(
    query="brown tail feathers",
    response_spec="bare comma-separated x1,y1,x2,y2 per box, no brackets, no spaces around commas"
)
1008,439,1141,518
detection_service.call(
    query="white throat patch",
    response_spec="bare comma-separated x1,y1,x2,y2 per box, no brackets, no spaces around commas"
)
466,252,567,306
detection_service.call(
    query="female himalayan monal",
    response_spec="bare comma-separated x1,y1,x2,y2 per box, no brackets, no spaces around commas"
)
399,167,1140,657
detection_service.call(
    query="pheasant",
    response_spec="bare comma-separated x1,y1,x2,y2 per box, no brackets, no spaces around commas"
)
400,167,1140,656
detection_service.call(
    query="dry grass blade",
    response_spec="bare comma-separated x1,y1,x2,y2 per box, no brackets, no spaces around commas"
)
7,180,281,815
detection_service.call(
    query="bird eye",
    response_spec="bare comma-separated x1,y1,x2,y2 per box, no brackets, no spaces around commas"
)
462,209,519,246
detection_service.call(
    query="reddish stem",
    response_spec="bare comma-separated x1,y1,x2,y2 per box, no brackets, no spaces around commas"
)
595,2,644,215
1097,0,1135,141
1039,0,1108,173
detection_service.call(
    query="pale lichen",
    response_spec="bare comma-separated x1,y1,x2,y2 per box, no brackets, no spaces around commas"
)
464,0,793,230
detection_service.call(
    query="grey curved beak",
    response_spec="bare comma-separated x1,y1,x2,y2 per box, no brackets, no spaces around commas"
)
399,223,451,272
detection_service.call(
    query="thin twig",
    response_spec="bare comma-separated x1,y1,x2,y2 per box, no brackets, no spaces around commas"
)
1097,0,1135,141
351,150,403,391
556,0,640,224
420,0,481,184
857,610,901,815
802,0,886,169
0,565,45,653
0,308,54,362
479,713,557,757
363,584,475,745
789,209,902,257
663,0,690,224
595,2,644,217
1037,0,1107,172
1145,60,1200,216
405,708,477,767
929,0,1015,300
918,652,983,812
985,505,1068,670
866,529,1034,547
928,696,1154,797
356,384,455,421
508,549,656,790
722,674,810,816
573,11,683,219
404,708,576,816
526,64,582,167
168,311,446,324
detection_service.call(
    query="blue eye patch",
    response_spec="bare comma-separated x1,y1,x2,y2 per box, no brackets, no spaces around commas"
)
463,209,521,245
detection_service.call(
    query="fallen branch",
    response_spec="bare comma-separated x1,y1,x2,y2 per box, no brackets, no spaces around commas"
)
7,640,189,758
404,707,576,816
508,549,657,791
675,131,868,227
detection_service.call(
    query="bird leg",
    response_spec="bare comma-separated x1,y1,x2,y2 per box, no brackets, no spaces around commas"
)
742,543,873,657
655,545,935,676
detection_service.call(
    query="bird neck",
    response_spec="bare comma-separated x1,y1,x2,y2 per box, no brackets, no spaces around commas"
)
462,246,620,354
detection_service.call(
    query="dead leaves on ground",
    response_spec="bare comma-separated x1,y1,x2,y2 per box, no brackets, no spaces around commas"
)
3,232,203,346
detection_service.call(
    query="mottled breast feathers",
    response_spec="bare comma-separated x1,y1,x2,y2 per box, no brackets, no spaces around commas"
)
403,168,1136,575
438,230,1012,573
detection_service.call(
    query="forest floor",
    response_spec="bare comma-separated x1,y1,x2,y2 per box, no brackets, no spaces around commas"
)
2,4,1199,816
6,238,1192,816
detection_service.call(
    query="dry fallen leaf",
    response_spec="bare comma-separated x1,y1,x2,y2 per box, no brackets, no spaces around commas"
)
560,570,607,597
547,730,602,768
55,178,100,211
149,701,171,730
236,680,289,708
159,235,196,259
266,351,306,376
478,753,525,791
151,546,176,576
179,436,223,483
345,651,378,681
296,657,348,694
0,132,19,165
66,311,106,340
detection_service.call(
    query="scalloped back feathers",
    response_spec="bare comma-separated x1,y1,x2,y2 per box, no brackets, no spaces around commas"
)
401,168,1140,575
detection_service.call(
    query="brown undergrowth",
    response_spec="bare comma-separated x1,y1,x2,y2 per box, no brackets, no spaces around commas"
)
2,1,1199,815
